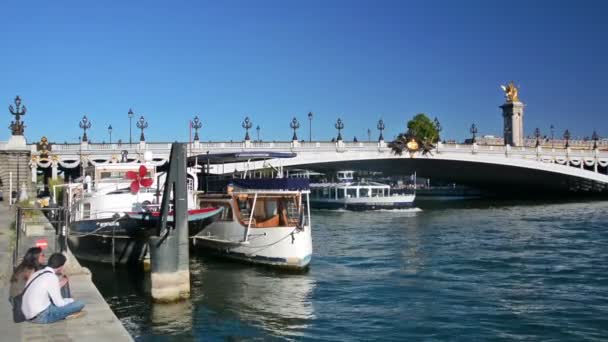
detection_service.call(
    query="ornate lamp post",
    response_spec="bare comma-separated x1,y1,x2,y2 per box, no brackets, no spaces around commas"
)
377,119,385,141
79,115,92,142
242,117,252,141
592,130,599,150
137,116,148,142
108,124,113,144
335,118,344,141
470,123,477,144
9,95,27,135
192,116,202,141
128,108,134,145
534,127,541,147
434,117,442,142
256,125,260,142
367,128,371,142
290,117,300,141
563,129,571,148
550,124,554,149
307,112,313,142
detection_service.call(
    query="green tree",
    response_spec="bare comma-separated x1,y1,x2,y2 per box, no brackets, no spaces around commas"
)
390,113,441,155
407,113,440,143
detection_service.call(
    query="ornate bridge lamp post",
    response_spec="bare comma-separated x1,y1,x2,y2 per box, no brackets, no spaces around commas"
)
242,117,252,141
79,115,92,142
367,128,371,142
290,117,300,141
192,116,202,141
469,123,477,144
128,108,134,145
9,95,27,136
534,127,541,147
256,125,260,142
592,131,599,150
137,116,148,142
434,117,442,139
108,125,113,144
563,129,571,149
335,118,344,141
550,124,555,149
377,119,385,142
307,112,313,142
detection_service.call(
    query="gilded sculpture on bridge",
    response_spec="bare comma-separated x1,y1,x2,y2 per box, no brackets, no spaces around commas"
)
500,81,520,103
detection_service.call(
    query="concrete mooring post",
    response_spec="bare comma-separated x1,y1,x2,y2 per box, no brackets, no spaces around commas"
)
148,143,190,302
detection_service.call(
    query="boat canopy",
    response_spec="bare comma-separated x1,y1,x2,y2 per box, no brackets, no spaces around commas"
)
232,178,309,191
187,151,297,166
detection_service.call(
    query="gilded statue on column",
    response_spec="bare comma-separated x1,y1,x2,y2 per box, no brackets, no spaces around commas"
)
500,81,520,103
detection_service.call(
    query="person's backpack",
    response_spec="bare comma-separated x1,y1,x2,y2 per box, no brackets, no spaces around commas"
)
12,271,52,323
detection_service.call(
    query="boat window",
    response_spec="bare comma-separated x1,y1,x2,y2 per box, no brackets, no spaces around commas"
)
234,194,300,228
360,188,370,197
330,188,335,199
200,201,232,221
337,188,345,199
83,203,91,219
347,188,357,198
371,188,382,197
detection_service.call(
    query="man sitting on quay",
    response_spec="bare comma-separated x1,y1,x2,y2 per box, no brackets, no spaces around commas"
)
21,253,86,323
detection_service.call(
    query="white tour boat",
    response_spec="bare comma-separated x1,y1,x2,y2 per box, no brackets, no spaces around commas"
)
309,170,415,210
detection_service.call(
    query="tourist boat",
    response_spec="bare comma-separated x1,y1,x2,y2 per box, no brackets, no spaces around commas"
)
63,158,219,265
309,170,415,210
190,152,313,270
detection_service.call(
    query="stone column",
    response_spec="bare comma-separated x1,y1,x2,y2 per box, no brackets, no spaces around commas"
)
51,161,58,180
500,101,525,147
31,163,37,183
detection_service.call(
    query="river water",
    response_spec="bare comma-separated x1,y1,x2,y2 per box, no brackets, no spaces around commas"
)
86,199,608,341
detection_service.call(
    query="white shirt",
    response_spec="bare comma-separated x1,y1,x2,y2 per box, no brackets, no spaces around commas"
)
21,266,74,319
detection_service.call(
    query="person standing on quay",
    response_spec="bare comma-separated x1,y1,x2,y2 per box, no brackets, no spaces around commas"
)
21,253,86,323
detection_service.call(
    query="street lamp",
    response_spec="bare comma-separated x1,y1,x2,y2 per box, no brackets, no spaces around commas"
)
434,117,442,142
534,127,541,147
108,124,113,144
192,116,202,141
335,118,344,141
128,108,134,145
242,117,252,141
550,124,554,149
307,112,313,142
290,117,300,141
377,119,385,141
469,123,477,144
256,125,260,142
137,116,148,142
563,129,571,148
367,128,371,142
592,130,599,150
79,115,92,142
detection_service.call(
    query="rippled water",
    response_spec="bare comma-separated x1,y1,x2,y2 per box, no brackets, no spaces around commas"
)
87,199,608,341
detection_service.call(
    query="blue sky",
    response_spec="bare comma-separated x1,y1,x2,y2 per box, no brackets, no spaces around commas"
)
1,0,607,143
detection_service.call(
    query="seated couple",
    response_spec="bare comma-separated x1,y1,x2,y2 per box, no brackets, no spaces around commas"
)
10,247,86,323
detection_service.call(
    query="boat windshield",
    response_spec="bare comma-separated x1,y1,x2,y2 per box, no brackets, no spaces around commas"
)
233,194,301,228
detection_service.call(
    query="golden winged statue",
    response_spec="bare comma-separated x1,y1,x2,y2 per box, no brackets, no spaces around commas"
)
500,81,520,103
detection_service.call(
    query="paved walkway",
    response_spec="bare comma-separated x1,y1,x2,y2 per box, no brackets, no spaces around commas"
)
0,202,133,341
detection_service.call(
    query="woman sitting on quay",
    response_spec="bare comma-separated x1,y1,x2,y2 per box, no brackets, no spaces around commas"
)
9,247,46,305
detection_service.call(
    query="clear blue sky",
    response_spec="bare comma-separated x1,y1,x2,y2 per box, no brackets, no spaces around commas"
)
1,0,607,143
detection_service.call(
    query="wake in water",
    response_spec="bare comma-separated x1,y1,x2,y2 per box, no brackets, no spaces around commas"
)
376,207,423,213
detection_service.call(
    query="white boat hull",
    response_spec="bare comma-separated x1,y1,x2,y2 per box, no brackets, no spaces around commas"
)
192,222,312,269
310,194,416,210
